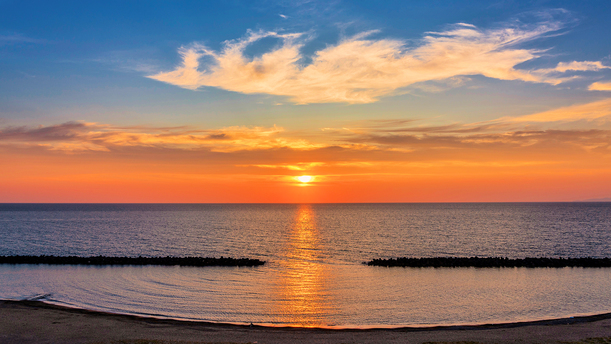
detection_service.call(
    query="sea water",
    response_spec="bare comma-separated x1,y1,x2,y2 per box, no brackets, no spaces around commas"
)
1,203,610,327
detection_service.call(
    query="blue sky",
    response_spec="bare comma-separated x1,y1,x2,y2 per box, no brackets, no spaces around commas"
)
2,0,610,127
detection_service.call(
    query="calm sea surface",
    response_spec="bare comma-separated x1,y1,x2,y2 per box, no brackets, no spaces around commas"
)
1,203,611,327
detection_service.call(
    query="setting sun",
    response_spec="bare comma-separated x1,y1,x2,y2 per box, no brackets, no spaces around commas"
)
297,176,313,183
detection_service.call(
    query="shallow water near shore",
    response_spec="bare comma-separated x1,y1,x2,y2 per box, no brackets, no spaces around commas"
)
1,203,611,327
2,264,611,328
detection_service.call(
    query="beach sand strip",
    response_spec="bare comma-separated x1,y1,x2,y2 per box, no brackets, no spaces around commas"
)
2,300,611,344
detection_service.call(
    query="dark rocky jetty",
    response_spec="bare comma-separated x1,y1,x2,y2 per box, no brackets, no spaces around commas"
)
366,257,611,268
0,255,265,267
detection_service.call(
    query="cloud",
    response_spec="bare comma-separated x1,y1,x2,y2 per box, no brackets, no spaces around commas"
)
4,96,611,166
346,128,611,151
241,162,325,171
407,76,471,93
147,14,606,104
150,30,305,92
527,61,610,85
322,119,516,135
315,108,611,156
0,121,324,152
90,50,161,74
553,61,609,73
0,33,45,45
0,122,91,141
508,98,611,123
589,82,611,91
6,103,608,158
2,113,611,175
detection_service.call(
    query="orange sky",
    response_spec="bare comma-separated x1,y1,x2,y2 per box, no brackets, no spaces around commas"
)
2,102,611,202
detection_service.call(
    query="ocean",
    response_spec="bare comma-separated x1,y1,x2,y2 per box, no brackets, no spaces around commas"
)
1,203,610,327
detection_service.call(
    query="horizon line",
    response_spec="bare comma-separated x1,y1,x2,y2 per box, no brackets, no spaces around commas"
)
1,200,610,205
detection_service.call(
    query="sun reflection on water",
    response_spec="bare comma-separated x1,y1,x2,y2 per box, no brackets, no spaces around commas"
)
272,204,332,327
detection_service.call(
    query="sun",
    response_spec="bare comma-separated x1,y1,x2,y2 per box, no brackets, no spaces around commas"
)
296,175,313,183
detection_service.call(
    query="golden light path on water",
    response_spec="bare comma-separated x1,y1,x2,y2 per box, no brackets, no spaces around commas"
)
272,204,331,327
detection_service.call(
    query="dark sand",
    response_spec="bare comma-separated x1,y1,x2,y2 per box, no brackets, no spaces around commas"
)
2,300,611,344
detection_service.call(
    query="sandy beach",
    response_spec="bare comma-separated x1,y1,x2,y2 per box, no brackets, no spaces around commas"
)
2,300,611,344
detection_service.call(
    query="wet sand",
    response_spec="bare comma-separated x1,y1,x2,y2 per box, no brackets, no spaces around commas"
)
2,300,611,344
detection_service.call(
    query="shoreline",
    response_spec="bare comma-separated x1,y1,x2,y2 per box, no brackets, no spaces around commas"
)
2,300,611,343
22,299,611,330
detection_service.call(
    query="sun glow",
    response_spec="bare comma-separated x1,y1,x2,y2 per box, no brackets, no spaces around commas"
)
297,175,313,183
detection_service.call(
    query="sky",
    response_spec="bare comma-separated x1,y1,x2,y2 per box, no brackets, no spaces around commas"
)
1,0,611,203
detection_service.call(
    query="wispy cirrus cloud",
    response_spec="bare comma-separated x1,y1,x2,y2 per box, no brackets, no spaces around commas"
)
0,33,45,45
552,61,609,73
343,128,611,153
148,13,608,104
507,98,611,123
312,98,611,156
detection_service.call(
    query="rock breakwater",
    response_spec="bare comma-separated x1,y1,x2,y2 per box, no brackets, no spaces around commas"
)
366,257,611,268
0,255,265,267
